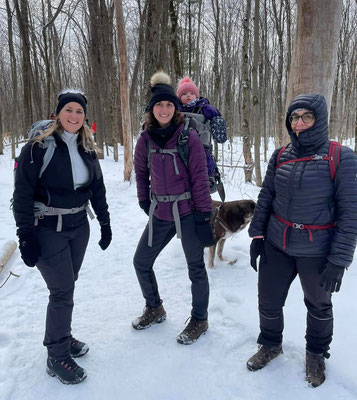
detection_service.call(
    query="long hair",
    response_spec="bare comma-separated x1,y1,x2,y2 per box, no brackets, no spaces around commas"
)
144,110,185,131
33,117,96,152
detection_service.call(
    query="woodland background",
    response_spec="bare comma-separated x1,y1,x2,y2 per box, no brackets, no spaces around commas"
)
0,0,356,185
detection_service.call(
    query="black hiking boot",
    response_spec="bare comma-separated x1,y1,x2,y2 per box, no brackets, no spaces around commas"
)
246,344,282,371
176,317,208,345
306,350,326,387
132,304,167,330
46,356,87,385
70,337,89,358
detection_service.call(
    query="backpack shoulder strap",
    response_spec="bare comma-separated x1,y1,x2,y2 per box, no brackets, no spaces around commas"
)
39,136,56,178
276,146,287,166
328,141,342,180
177,119,191,169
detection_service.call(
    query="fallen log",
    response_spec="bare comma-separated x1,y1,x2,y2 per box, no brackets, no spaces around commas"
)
0,240,17,272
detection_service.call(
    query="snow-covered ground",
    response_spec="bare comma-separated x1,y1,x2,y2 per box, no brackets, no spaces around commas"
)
0,138,356,400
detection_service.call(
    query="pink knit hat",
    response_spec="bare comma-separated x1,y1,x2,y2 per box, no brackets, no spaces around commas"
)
176,77,199,100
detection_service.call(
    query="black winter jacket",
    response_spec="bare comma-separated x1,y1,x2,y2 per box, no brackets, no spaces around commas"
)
13,131,110,234
249,94,357,268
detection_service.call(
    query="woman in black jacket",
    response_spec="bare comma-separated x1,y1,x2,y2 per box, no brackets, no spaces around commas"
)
13,90,112,385
247,94,357,387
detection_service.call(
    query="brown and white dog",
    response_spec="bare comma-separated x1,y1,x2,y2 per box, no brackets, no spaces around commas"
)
208,199,256,268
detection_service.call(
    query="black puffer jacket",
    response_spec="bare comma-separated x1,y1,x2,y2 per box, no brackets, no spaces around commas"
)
249,94,357,268
13,131,110,234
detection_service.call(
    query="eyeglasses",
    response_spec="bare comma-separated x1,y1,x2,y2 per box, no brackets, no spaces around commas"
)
289,112,315,125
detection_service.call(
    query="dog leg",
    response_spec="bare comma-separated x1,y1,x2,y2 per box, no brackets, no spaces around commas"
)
217,239,238,266
208,245,216,269
217,239,226,261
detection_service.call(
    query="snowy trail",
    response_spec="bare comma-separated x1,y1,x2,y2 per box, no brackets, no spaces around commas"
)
1,144,357,400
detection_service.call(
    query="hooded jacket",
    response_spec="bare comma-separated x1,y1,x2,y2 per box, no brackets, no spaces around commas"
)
249,94,357,268
134,123,212,221
13,131,110,234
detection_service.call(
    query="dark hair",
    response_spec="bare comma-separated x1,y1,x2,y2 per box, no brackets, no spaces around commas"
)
144,110,185,131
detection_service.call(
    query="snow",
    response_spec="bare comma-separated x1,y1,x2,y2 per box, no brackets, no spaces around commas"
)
0,139,357,400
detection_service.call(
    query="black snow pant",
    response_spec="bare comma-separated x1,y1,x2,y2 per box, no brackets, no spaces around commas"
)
36,220,89,360
257,240,333,355
133,214,209,321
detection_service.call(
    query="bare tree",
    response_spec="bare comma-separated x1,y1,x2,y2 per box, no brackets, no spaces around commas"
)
114,0,133,181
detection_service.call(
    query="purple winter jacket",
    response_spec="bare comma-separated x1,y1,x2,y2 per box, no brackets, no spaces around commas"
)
134,123,212,221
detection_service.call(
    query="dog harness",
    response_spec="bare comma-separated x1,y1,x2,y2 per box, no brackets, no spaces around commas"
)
34,201,95,232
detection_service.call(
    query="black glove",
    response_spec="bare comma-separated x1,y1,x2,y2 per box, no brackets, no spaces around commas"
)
98,223,112,250
18,230,41,267
250,238,265,272
193,211,215,247
320,262,345,293
139,199,151,216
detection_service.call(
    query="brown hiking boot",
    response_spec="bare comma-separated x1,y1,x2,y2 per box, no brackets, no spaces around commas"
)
132,304,167,330
306,350,326,387
246,344,282,371
176,317,208,345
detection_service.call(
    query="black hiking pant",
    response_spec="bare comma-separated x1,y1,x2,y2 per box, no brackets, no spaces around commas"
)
134,214,209,321
36,221,89,360
257,240,333,355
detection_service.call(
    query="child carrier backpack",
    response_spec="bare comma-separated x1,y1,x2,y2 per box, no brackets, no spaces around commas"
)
178,113,226,202
275,140,341,180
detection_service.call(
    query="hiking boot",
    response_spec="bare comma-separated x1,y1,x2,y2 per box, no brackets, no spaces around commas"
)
132,304,167,330
70,337,89,358
246,344,282,371
306,350,326,387
46,356,87,385
176,317,208,345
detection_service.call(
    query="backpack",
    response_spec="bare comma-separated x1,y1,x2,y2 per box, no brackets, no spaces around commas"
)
275,141,341,180
11,120,56,212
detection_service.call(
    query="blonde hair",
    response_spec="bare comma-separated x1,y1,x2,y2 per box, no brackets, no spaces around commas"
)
33,118,97,152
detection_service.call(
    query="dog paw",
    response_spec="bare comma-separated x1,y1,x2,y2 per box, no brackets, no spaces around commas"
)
227,258,238,265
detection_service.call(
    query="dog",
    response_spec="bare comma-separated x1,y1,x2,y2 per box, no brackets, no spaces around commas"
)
208,199,256,269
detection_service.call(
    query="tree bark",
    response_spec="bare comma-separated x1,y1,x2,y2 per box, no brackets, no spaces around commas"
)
114,0,133,181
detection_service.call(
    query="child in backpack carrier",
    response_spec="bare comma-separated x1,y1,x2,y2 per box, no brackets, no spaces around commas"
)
177,77,227,145
177,77,227,199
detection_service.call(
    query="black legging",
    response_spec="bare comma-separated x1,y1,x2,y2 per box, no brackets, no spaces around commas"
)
133,213,209,321
36,220,89,360
257,240,333,354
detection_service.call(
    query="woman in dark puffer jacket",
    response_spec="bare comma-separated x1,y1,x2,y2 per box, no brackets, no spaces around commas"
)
246,94,357,387
132,71,213,345
13,90,111,385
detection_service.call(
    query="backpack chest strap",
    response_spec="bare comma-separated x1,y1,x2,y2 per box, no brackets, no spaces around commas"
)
147,143,180,175
147,191,192,247
276,154,332,170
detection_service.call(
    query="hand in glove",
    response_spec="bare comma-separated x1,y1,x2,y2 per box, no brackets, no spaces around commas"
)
139,199,151,216
98,223,112,250
193,211,215,247
18,230,41,267
320,262,345,293
250,238,265,272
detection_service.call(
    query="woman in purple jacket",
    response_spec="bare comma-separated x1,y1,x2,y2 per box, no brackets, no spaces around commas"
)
132,71,214,345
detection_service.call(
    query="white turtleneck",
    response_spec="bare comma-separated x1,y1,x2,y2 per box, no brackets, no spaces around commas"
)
60,130,89,189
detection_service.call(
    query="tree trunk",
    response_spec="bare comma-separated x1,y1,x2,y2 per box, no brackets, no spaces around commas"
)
114,0,133,181
241,0,253,183
252,0,261,187
286,0,342,143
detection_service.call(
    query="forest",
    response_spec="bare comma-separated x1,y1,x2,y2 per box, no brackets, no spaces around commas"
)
0,0,356,184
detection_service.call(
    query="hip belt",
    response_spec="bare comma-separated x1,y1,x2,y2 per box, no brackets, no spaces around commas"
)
275,214,336,250
34,201,95,232
148,191,192,247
